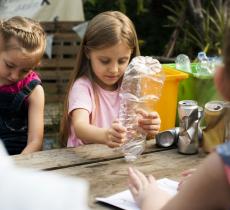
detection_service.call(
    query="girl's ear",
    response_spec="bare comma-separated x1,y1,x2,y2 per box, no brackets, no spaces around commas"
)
214,66,230,100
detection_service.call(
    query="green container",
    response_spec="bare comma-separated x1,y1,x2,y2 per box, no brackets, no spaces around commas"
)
163,63,222,107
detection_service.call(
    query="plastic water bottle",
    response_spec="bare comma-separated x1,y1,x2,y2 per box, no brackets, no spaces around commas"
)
175,54,191,72
118,56,165,161
196,52,209,75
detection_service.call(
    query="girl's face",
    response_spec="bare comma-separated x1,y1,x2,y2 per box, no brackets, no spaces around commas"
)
0,48,35,86
88,41,132,91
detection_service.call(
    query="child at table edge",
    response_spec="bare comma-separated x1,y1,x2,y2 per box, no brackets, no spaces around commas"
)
128,27,230,210
0,16,46,155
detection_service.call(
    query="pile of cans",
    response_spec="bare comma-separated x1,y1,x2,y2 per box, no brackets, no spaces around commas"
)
156,100,230,154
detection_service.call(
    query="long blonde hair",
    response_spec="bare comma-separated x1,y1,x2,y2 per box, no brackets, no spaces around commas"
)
0,16,46,65
60,11,140,146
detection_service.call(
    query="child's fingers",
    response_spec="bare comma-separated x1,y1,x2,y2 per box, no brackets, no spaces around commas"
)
128,183,138,197
112,120,126,132
137,110,160,119
128,167,142,190
140,123,160,130
139,116,161,125
136,108,148,117
108,134,125,145
107,140,123,148
133,168,149,187
180,168,196,176
178,169,196,191
108,125,126,141
148,111,160,119
147,174,156,183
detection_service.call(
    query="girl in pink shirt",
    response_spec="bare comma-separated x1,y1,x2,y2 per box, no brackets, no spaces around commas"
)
60,11,161,148
0,16,46,155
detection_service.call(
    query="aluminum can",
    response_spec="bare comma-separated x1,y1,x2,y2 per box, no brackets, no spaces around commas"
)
202,101,225,152
156,127,179,148
178,100,199,154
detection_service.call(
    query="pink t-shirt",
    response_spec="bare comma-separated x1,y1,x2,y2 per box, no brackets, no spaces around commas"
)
67,76,120,147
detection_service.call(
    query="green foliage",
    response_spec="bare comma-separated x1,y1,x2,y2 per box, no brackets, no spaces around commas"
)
83,0,172,56
164,0,230,57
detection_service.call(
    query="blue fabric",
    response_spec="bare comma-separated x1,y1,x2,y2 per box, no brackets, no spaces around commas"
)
0,80,41,155
216,141,230,166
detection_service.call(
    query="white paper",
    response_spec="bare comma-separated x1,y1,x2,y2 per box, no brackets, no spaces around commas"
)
96,178,178,210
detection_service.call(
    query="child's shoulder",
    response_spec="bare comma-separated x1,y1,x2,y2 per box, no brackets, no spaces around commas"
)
72,76,92,88
0,71,40,93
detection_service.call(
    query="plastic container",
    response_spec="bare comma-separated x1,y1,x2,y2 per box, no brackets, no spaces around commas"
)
119,56,164,161
153,66,188,131
163,63,222,107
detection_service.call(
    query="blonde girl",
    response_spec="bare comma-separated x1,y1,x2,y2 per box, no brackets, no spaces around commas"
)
60,11,161,148
0,16,46,155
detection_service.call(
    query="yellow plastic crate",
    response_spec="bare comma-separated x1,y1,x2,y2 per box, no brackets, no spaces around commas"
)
155,66,188,131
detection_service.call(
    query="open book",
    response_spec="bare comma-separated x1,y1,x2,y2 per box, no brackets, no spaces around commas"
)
96,178,178,210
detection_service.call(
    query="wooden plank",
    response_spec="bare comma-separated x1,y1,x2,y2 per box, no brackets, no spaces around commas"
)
34,22,82,105
51,33,81,41
41,21,83,33
12,140,173,170
54,149,205,210
39,59,76,68
38,70,73,80
52,45,79,54
43,85,67,95
45,95,65,103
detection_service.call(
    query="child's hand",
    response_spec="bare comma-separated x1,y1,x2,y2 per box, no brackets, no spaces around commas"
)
128,167,172,209
178,168,197,191
105,120,126,148
137,109,161,137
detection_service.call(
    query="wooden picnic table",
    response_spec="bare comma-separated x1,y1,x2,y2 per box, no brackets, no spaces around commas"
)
13,140,205,210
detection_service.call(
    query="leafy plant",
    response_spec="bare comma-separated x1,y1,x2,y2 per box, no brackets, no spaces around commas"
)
164,0,230,58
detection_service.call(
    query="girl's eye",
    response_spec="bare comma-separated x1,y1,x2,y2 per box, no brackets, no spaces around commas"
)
118,59,128,65
100,60,110,64
19,69,30,76
21,69,29,73
5,63,14,69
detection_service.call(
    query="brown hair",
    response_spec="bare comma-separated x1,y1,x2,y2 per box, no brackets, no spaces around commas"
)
0,16,46,66
60,11,140,146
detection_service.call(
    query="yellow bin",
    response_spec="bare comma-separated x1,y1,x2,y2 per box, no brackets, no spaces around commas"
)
155,66,188,131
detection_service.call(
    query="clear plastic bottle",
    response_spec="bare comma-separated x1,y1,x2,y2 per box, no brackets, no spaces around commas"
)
196,52,209,74
118,56,165,161
175,54,191,73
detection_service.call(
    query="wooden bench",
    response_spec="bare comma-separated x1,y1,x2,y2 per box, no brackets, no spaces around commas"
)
36,21,83,130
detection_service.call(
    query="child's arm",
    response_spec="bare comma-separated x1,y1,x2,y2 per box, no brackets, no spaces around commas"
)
137,109,161,137
177,168,197,191
70,108,126,148
128,152,230,210
21,85,44,154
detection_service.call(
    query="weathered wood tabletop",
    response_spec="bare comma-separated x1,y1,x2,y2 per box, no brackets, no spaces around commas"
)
13,140,205,210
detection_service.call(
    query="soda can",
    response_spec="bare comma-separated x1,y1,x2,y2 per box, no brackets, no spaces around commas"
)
178,100,199,154
156,127,179,148
202,101,225,152
178,100,199,131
